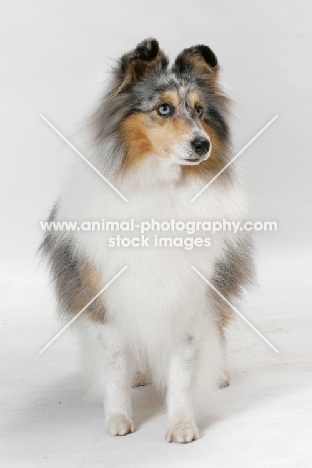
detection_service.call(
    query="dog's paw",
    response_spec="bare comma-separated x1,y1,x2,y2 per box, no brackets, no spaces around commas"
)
106,414,134,436
218,379,230,389
166,421,199,444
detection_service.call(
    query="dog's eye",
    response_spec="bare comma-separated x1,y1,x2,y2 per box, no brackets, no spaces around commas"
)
194,106,203,117
157,103,173,117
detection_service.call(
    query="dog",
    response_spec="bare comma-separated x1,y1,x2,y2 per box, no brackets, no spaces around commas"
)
41,38,254,443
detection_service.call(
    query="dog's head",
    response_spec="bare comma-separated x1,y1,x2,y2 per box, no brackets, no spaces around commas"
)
91,39,230,175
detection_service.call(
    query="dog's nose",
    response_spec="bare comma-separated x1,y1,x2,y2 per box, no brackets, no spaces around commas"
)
191,137,210,156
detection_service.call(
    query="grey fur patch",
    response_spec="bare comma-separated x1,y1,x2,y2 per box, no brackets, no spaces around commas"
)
40,205,106,321
210,233,255,324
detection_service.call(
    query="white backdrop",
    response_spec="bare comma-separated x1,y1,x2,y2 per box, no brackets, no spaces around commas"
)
1,1,311,466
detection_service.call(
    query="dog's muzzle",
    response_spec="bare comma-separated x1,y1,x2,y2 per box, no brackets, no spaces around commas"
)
185,137,210,163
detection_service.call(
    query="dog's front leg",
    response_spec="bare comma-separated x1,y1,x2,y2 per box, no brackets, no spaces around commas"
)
166,338,199,443
103,327,134,436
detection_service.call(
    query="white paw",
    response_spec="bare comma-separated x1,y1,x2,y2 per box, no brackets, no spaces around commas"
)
218,378,230,389
106,414,134,436
166,421,199,444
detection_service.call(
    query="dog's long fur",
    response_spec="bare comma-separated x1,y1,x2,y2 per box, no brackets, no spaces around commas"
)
41,39,254,443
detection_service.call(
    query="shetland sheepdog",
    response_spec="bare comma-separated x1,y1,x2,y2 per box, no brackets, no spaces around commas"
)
42,38,254,443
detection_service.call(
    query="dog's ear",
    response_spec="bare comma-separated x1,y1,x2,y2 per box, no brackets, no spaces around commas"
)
113,38,168,94
173,45,218,77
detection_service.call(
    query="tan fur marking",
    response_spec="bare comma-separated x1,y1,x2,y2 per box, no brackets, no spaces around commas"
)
68,262,106,322
218,303,233,333
158,90,181,108
80,264,103,293
120,113,154,169
187,91,202,108
201,122,225,171
121,111,193,169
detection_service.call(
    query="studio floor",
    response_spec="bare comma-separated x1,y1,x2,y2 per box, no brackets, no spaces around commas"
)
1,250,311,467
